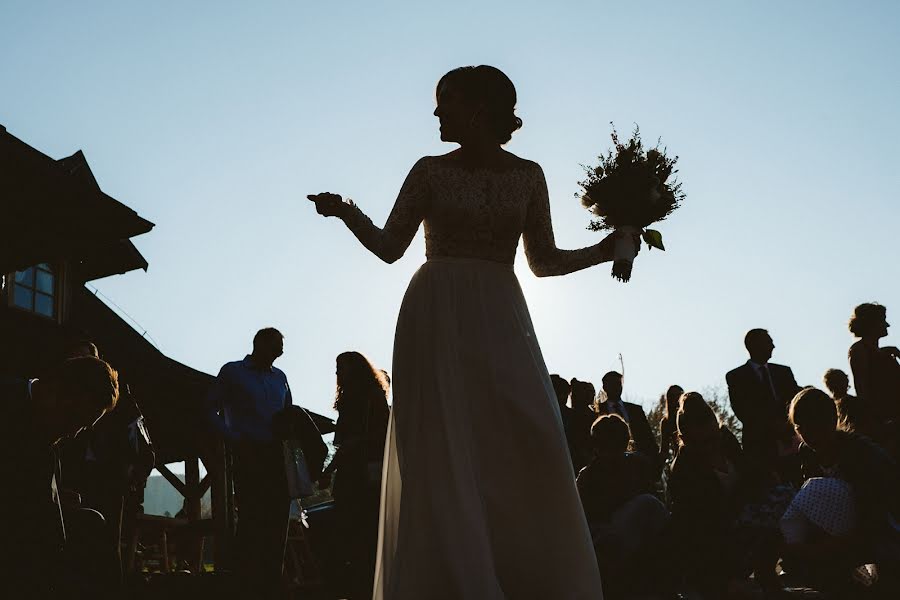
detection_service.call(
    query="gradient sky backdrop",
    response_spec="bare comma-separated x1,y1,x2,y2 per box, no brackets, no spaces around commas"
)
3,1,899,422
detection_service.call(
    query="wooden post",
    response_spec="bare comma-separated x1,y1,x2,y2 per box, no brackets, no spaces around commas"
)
184,455,201,521
205,440,234,570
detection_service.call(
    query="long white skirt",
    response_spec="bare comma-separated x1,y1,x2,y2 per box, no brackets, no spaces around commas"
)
373,257,604,600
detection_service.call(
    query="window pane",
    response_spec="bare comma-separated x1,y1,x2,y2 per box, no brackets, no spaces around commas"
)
15,268,34,288
35,269,54,294
35,293,55,317
14,286,34,310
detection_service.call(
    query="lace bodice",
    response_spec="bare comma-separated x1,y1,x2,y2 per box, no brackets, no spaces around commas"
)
341,156,610,277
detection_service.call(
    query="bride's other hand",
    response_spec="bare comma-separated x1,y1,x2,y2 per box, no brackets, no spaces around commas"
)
307,192,348,218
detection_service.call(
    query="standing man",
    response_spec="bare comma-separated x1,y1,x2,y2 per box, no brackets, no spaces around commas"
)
595,371,660,469
206,328,293,598
726,328,801,478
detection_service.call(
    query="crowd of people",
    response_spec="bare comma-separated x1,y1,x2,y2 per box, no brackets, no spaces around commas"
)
3,300,898,600
555,303,900,599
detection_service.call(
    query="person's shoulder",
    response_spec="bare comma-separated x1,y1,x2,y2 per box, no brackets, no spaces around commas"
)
768,362,792,372
625,402,650,422
726,363,748,379
217,359,246,376
848,340,868,359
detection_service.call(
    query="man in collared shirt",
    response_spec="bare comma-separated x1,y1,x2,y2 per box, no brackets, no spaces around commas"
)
206,327,293,598
0,357,119,598
726,328,801,478
595,371,660,470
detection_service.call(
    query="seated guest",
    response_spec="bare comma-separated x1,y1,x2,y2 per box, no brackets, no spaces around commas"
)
781,387,900,595
595,371,660,471
60,339,155,587
577,415,668,599
822,368,873,437
669,392,789,598
0,357,119,598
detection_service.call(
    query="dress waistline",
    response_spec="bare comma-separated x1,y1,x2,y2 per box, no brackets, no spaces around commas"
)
425,255,515,271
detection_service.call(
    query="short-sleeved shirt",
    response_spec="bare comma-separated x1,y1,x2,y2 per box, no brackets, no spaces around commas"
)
206,356,293,442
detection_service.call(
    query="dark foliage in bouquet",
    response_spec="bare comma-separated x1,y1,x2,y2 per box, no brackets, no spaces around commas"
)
578,125,684,267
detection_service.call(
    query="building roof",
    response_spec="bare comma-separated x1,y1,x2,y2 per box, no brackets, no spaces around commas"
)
1,125,154,277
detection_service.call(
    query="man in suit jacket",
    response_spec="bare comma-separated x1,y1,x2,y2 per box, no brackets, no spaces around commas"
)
726,328,801,477
595,371,660,470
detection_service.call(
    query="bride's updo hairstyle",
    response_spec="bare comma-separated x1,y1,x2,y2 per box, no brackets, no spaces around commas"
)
437,65,523,144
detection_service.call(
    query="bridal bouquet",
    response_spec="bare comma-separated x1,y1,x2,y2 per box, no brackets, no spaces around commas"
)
578,125,684,282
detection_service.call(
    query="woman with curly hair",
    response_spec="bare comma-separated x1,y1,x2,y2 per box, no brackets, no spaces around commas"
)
322,351,390,599
308,65,628,598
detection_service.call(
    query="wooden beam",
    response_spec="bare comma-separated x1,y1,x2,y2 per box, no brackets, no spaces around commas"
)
156,464,186,496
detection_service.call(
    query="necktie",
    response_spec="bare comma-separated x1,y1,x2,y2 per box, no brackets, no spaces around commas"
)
760,364,777,405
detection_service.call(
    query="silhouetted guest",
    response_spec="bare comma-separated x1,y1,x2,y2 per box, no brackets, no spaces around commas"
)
60,340,155,587
657,384,684,470
782,387,900,594
726,328,801,480
570,378,597,471
669,392,788,598
823,368,873,437
848,303,900,444
577,414,668,597
320,352,390,600
550,374,577,470
0,357,119,598
595,371,659,470
206,328,293,599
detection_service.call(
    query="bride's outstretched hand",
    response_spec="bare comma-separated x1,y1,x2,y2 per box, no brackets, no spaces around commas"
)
307,192,348,218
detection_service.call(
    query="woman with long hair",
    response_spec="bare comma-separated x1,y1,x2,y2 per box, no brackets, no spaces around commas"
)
322,351,390,599
308,65,631,598
657,384,684,468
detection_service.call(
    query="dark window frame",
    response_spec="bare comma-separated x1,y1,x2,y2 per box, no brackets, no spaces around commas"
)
7,262,63,322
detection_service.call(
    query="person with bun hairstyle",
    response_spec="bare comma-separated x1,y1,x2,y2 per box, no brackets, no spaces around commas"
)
847,303,900,451
307,65,638,599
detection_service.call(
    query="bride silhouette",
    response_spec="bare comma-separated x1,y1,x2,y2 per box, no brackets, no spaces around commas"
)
308,65,634,599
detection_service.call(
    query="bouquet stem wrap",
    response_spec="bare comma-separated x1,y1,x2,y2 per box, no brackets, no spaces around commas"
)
613,226,638,282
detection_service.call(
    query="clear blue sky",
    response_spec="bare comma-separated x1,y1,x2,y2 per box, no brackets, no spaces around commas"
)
3,1,899,420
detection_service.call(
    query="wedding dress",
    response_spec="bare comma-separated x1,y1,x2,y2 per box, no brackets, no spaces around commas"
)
340,155,609,599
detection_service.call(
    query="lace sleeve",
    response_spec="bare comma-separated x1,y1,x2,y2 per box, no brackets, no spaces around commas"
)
341,157,429,264
523,164,611,277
